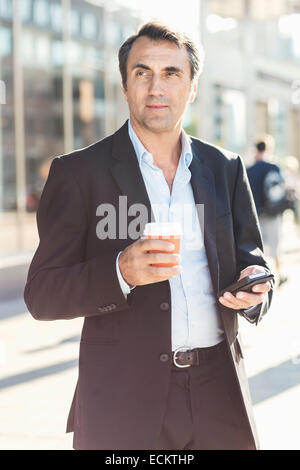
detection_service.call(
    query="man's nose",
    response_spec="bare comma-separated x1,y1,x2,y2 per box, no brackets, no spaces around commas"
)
148,75,164,96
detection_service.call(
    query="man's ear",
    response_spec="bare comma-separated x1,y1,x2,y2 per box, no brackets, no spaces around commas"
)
121,82,128,102
189,80,198,104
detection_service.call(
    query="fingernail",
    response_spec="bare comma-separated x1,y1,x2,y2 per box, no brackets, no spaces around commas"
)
236,293,245,299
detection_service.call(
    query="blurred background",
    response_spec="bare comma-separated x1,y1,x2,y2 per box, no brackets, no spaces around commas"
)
0,0,300,450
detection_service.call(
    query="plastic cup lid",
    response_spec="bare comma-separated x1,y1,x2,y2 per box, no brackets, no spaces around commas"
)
143,222,182,237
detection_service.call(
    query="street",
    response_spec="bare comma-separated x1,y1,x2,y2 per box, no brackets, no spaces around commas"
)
0,214,299,450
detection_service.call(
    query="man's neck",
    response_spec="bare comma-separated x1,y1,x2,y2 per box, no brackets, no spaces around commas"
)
255,152,265,162
130,118,182,168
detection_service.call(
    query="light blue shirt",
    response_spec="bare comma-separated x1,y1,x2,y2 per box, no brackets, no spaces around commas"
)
116,120,224,350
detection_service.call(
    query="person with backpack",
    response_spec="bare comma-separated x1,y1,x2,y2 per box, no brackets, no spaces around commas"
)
247,137,289,286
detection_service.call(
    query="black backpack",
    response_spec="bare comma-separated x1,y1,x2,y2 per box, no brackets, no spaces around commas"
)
262,169,294,216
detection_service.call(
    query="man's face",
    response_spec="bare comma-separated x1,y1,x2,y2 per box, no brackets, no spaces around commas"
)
122,36,197,133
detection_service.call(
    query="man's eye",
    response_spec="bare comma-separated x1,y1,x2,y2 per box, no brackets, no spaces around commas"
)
136,71,147,76
167,72,177,77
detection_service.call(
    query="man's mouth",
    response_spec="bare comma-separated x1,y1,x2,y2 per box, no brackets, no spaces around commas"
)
146,105,168,109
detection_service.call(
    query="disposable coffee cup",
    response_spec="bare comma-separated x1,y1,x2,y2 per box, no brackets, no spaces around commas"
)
143,222,182,267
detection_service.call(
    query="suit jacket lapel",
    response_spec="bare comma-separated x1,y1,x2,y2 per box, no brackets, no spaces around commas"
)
109,121,155,235
190,140,219,295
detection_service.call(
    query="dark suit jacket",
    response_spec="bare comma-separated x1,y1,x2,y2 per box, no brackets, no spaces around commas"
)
24,120,273,450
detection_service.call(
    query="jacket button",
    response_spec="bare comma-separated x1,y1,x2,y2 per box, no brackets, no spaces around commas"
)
160,302,170,311
159,354,169,362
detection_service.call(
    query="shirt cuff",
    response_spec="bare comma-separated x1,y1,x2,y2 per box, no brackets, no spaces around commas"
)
243,305,257,313
116,251,136,298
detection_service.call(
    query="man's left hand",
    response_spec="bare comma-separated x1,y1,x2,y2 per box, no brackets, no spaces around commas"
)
218,265,271,310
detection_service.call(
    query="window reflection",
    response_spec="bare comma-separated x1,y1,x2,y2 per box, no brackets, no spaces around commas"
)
0,27,12,56
51,40,64,66
50,2,62,32
82,12,97,40
22,2,64,221
36,34,51,66
70,9,80,36
0,0,12,20
70,1,105,149
33,0,49,27
0,16,16,220
0,0,141,257
20,0,32,23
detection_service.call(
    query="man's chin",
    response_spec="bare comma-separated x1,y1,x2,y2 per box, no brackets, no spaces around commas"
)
142,117,173,133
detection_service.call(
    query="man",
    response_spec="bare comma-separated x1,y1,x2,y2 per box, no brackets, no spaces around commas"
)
247,137,287,286
24,22,273,450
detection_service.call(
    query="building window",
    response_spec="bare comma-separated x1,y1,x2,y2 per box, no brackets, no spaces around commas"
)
33,0,49,27
0,0,12,20
82,12,97,40
50,2,62,32
70,8,80,37
0,27,12,57
20,0,32,23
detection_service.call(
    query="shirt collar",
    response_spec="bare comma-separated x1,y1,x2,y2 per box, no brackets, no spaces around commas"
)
181,129,193,168
128,119,193,169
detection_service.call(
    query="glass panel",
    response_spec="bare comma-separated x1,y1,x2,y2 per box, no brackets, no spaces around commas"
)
71,0,105,149
81,12,97,40
210,85,246,154
72,73,105,149
70,8,80,37
0,17,17,256
22,3,64,221
0,0,12,21
50,2,62,32
222,89,246,153
20,0,32,23
33,0,49,27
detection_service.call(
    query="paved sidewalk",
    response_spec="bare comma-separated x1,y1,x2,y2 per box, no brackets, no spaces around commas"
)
0,299,82,449
240,260,300,450
0,215,299,450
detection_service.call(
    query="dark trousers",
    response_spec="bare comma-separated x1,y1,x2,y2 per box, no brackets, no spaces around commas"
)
155,342,255,450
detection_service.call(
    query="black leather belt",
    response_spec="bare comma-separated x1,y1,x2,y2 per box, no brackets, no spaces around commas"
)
172,341,227,368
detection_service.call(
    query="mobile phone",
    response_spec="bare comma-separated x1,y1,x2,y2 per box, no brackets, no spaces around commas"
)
218,273,274,298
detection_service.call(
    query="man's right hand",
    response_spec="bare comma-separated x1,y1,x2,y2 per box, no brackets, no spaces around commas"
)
118,238,181,287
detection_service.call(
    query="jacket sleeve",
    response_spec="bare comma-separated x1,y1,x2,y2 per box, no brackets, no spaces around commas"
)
232,156,274,324
24,157,130,321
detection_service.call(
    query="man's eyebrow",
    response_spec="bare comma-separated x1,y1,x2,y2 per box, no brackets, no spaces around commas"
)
132,63,151,71
164,66,184,74
131,64,184,74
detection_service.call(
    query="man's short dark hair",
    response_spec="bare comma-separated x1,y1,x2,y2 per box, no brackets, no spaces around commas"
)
256,141,266,152
118,21,204,90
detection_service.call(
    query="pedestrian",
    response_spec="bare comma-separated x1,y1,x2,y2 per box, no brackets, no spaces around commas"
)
24,22,273,450
247,137,288,286
283,155,300,227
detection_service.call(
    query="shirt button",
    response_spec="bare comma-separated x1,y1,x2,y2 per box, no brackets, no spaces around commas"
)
159,354,169,363
160,302,170,311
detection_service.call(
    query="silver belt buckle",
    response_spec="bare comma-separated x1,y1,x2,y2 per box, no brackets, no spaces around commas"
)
173,346,192,368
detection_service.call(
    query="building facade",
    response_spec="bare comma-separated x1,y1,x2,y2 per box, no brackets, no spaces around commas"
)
0,0,139,261
1,0,300,262
197,0,300,165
